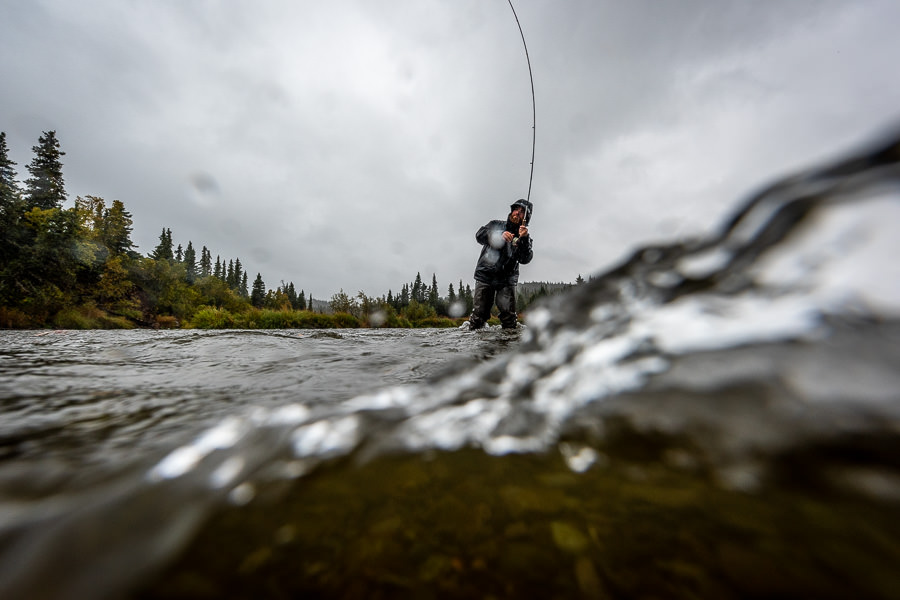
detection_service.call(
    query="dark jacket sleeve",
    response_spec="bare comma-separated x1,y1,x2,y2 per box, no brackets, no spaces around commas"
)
475,224,490,245
515,235,533,264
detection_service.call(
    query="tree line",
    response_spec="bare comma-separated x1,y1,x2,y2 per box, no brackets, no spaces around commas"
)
0,130,574,329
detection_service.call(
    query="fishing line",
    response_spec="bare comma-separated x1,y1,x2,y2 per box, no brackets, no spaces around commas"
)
506,0,536,206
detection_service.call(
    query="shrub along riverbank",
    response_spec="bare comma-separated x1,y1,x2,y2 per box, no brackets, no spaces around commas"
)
3,304,482,330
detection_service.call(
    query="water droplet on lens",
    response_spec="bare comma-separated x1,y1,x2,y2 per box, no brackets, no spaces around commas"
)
369,310,387,327
229,482,256,505
449,301,466,318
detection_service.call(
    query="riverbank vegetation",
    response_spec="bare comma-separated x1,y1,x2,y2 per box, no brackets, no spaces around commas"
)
1,130,576,329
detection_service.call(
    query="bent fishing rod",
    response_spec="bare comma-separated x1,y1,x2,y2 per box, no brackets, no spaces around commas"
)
507,0,536,236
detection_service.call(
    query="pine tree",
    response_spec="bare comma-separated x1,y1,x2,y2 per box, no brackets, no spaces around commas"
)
227,259,235,288
250,273,266,307
25,131,66,210
412,272,424,303
400,283,410,307
0,132,25,281
102,200,135,256
214,255,222,279
183,241,197,282
428,273,439,307
240,272,249,297
0,132,22,212
151,227,173,261
175,243,183,262
298,289,306,310
234,258,243,289
200,246,212,277
285,282,298,308
448,283,456,304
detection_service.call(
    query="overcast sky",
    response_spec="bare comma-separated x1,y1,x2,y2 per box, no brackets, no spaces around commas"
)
2,0,898,300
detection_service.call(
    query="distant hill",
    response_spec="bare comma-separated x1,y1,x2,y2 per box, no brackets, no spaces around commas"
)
516,281,574,297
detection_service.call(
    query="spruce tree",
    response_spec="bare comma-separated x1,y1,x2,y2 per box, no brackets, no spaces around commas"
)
234,258,243,288
0,133,27,294
250,273,266,307
214,256,222,279
240,272,249,297
226,259,235,288
183,241,197,282
400,283,410,307
285,282,298,308
175,243,183,262
0,132,21,212
413,272,424,303
428,273,439,307
298,289,306,310
151,227,174,260
25,130,67,210
102,200,135,256
200,246,212,277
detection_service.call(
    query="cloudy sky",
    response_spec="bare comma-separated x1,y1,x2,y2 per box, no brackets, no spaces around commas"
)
2,0,898,300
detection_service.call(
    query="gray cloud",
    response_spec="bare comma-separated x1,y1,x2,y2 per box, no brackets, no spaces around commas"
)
2,0,899,299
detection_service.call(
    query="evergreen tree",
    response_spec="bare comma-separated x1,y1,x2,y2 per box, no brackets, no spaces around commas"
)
151,227,173,261
0,132,21,212
102,200,135,256
214,255,222,279
448,283,456,305
240,272,249,298
25,131,66,210
0,133,25,272
285,282,298,309
400,283,410,307
250,273,266,307
576,274,585,285
227,259,235,288
183,241,197,282
175,243,183,262
200,246,212,277
412,272,424,303
298,289,306,310
428,273,439,308
234,258,243,289
386,289,394,306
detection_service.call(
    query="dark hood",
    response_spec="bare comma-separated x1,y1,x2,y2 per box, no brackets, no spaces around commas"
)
509,199,533,225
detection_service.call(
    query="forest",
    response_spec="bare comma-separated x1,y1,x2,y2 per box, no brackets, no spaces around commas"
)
0,130,576,329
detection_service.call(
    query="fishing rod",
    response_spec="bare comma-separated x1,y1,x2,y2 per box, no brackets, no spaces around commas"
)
507,0,536,236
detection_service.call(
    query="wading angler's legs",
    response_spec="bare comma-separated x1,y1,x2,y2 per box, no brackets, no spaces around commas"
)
496,286,518,328
469,282,495,329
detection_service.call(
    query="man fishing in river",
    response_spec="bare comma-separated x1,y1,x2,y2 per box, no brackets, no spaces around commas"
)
466,199,533,330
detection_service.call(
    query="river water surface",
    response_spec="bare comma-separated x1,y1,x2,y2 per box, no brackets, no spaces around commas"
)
0,328,517,473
